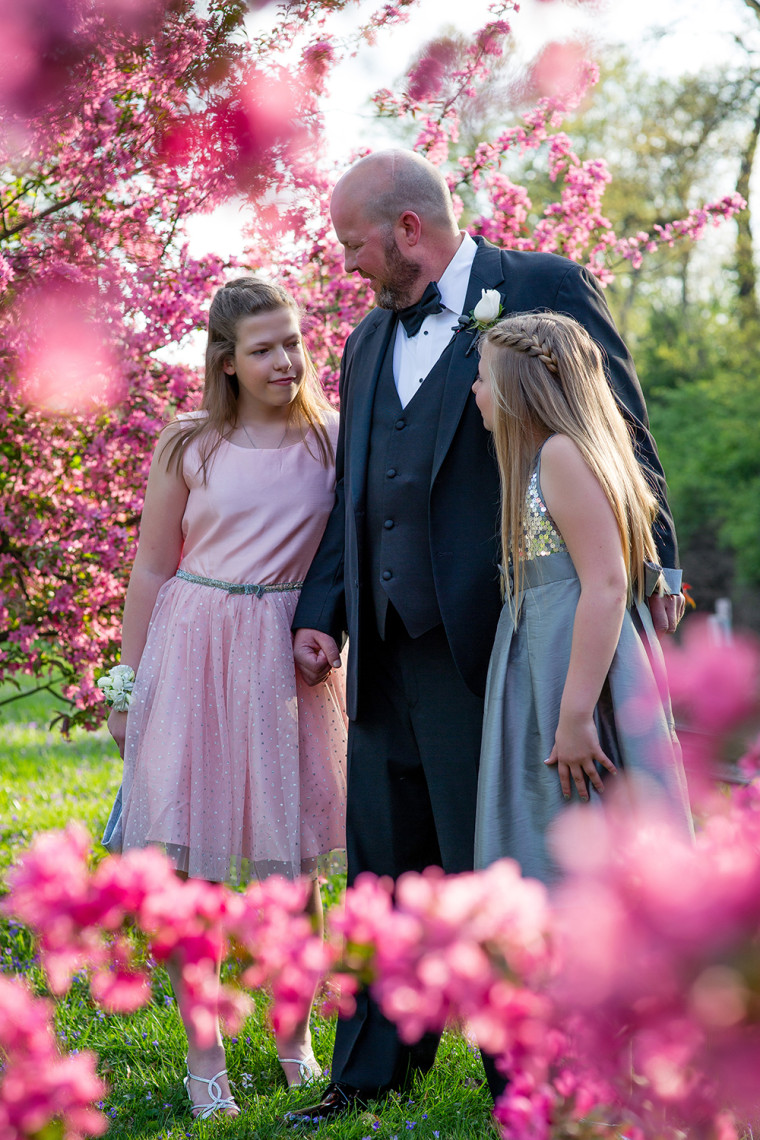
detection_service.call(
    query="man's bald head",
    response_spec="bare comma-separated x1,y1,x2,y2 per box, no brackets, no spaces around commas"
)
332,150,459,234
330,149,463,308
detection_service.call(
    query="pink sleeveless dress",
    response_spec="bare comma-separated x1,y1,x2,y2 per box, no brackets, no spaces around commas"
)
120,418,347,884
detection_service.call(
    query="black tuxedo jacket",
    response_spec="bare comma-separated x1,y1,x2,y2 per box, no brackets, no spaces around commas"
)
293,237,678,719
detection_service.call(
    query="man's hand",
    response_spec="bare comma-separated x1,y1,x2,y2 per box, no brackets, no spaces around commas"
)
294,628,342,686
648,592,685,636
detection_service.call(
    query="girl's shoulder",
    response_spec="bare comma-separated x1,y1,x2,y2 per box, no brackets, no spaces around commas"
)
153,411,210,483
539,434,605,516
174,409,208,427
158,409,207,438
158,410,210,451
537,432,584,473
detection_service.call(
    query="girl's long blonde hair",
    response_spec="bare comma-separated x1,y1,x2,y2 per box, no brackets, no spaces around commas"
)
163,276,334,479
482,311,658,609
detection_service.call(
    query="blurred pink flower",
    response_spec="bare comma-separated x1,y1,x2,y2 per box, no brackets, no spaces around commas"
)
663,617,760,735
16,287,123,414
407,40,457,102
213,69,306,191
530,42,589,100
0,975,107,1139
0,0,164,118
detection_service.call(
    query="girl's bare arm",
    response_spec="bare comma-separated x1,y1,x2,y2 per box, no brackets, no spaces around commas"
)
108,427,189,755
539,434,628,800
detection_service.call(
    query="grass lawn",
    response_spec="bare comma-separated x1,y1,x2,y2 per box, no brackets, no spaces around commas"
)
0,681,496,1139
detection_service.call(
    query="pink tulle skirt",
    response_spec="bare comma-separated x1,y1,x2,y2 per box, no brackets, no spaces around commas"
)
120,576,347,885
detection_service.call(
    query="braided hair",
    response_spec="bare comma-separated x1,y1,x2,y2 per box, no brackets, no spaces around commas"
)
487,327,560,373
481,311,659,609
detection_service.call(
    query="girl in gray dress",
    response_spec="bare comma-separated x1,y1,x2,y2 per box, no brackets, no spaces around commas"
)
471,312,692,884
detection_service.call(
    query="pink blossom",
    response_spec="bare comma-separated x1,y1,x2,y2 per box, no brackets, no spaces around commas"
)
407,40,457,102
16,286,123,414
663,617,760,735
0,976,107,1139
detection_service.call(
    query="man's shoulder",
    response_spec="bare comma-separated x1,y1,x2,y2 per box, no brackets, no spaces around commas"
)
347,305,389,337
491,243,586,283
343,306,391,356
474,239,595,311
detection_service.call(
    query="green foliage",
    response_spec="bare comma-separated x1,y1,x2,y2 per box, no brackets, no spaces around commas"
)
636,306,760,601
0,683,119,879
511,50,760,607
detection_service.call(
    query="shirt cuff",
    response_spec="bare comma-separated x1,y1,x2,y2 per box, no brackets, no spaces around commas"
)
644,560,682,596
660,567,683,596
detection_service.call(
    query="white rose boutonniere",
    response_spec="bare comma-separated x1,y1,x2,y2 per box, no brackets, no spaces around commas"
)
97,663,135,712
471,289,503,329
454,289,506,354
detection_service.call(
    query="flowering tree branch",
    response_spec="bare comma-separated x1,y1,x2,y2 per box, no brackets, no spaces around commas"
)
0,0,745,725
1,195,80,239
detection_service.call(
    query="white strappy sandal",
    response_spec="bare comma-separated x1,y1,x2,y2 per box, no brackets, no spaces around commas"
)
277,1051,322,1086
184,1066,239,1120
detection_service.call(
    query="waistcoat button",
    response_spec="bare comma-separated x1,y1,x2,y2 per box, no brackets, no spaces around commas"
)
384,519,394,530
381,570,392,581
386,468,397,478
395,419,406,430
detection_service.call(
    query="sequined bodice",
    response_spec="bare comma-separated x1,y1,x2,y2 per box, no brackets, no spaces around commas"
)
521,464,566,560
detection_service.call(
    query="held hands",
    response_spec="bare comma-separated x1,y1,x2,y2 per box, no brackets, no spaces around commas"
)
293,628,342,687
545,713,617,801
107,708,128,758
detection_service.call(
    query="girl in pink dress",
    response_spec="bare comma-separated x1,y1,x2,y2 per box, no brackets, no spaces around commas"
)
106,277,347,1118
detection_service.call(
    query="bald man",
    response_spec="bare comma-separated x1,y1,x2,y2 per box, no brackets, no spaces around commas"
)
288,149,684,1121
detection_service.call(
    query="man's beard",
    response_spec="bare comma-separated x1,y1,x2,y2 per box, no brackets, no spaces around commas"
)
375,232,424,310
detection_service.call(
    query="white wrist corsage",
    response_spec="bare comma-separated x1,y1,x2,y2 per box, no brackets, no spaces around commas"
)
97,664,135,711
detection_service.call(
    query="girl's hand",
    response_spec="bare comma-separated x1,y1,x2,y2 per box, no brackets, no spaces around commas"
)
107,709,129,758
545,716,616,801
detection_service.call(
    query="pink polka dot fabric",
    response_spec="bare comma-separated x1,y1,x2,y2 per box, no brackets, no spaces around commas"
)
121,421,347,884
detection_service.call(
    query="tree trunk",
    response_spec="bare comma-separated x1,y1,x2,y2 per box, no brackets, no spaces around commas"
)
735,96,760,326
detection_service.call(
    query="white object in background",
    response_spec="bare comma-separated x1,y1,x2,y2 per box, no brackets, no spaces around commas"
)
708,597,733,644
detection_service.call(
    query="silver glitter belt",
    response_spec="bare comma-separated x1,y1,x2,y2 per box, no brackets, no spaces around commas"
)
176,569,304,597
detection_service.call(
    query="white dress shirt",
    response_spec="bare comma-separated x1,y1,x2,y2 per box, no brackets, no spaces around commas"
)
393,232,478,409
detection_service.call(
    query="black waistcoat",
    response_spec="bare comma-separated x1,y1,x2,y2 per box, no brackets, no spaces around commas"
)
365,333,452,638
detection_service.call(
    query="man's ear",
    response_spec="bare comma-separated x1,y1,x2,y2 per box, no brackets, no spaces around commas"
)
397,210,422,247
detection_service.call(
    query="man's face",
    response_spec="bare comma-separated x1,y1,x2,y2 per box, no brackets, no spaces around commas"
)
330,188,423,310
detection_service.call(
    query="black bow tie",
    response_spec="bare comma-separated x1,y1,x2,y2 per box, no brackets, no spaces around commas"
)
397,281,444,338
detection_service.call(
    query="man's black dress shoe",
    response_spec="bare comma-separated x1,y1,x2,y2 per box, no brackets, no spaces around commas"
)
284,1081,365,1124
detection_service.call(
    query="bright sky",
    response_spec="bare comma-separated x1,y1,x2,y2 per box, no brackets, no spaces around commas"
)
186,0,749,258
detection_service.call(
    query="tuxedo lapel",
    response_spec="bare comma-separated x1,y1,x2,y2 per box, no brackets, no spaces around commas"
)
347,309,396,509
463,237,507,314
432,238,506,482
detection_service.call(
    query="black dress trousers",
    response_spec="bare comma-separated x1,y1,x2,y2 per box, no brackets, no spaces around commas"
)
332,607,487,1096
